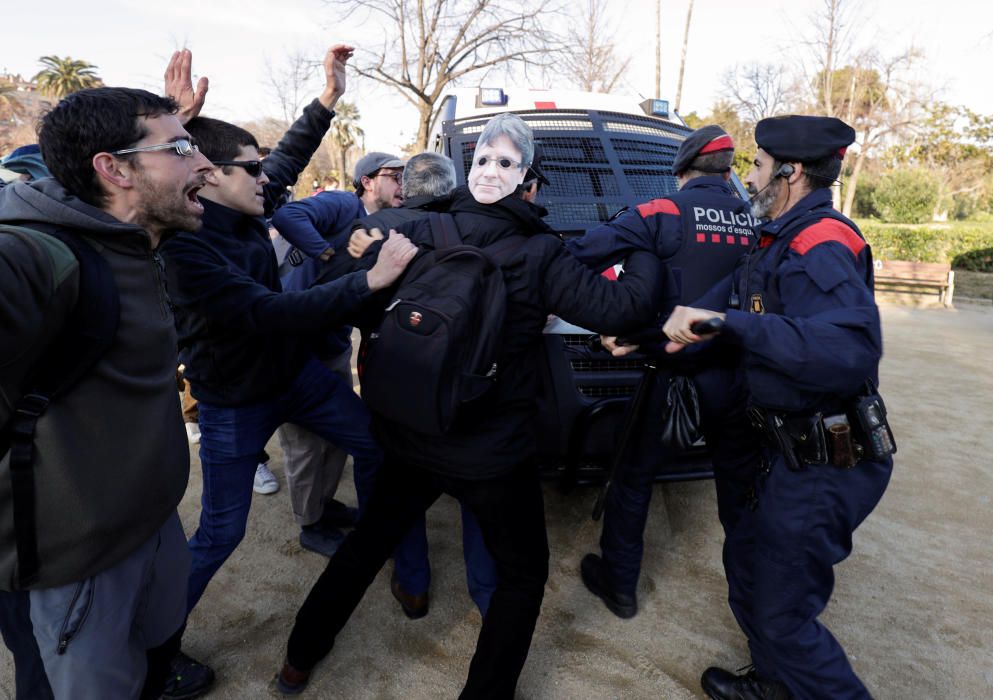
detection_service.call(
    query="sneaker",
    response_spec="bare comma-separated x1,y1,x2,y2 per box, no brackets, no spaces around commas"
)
185,422,201,445
299,524,346,558
701,665,793,700
579,553,637,619
162,650,215,700
253,462,279,495
274,660,311,695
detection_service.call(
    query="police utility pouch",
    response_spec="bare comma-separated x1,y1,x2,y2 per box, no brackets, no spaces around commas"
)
854,393,897,459
659,374,702,451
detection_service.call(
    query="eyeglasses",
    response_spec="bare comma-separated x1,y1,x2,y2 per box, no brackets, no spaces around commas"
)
111,138,199,158
374,171,402,184
475,155,523,170
212,160,264,178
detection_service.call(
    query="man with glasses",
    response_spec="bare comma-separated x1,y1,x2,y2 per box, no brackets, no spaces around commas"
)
156,45,420,700
0,87,212,698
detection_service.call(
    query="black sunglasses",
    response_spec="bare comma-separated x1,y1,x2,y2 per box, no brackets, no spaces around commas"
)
212,160,264,178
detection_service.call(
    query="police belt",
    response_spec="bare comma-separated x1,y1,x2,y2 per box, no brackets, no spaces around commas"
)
746,405,864,471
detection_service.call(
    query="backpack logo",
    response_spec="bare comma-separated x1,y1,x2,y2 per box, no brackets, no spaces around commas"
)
409,311,423,327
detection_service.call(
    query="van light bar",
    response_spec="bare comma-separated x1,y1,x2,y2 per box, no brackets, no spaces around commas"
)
477,87,508,106
640,98,670,118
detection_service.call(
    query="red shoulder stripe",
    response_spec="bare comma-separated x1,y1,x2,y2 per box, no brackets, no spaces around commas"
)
637,198,680,217
790,218,865,257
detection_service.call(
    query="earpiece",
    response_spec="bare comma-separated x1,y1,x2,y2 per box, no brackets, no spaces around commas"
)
775,164,795,178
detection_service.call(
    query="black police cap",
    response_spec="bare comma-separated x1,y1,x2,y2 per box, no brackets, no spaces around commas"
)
755,115,855,163
672,125,734,176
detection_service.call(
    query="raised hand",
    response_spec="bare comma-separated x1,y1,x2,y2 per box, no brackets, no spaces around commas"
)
164,49,209,124
319,44,355,110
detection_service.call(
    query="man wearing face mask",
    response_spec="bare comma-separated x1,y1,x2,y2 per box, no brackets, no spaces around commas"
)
662,115,893,700
275,113,664,699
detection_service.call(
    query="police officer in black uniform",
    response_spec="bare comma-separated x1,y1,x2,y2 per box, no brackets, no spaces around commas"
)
565,126,760,618
663,115,895,700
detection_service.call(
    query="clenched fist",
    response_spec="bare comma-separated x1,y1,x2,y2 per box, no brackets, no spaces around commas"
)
366,231,418,291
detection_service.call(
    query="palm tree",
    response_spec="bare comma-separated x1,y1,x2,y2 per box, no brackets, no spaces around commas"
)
328,101,365,188
0,81,25,122
32,56,102,99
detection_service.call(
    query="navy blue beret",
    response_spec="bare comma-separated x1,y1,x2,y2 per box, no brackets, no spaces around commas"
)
672,125,734,175
755,115,855,163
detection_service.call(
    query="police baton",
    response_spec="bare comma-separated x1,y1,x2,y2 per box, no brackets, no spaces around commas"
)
591,317,725,521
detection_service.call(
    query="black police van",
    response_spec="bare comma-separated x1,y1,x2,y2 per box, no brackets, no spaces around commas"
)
432,87,749,488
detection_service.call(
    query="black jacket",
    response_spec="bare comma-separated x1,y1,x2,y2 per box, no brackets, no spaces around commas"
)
160,100,373,406
359,186,663,478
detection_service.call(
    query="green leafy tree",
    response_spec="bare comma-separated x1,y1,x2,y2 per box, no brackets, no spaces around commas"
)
32,56,102,99
327,101,364,190
0,81,25,122
871,169,938,223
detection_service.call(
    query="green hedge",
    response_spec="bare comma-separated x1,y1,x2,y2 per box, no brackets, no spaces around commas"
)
856,221,993,272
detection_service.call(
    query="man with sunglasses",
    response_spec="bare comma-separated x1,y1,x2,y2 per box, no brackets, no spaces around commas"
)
156,45,421,700
0,87,213,698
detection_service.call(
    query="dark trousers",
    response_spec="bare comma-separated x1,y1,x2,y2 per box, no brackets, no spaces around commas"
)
0,591,54,700
286,456,550,700
726,451,892,700
599,365,759,596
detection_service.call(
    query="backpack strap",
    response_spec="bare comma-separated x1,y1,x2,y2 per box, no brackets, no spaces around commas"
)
428,212,462,250
1,223,120,588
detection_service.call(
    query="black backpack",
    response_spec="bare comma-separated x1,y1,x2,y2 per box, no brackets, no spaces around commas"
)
0,224,119,588
360,212,524,436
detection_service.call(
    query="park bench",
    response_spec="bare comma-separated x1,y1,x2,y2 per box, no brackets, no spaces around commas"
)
873,260,955,307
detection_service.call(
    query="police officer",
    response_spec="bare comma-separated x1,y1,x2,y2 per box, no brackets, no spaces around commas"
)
565,125,760,618
663,115,894,699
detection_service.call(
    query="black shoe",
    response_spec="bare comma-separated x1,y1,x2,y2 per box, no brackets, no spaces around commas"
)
162,651,215,700
701,665,792,700
390,570,429,619
319,498,359,529
299,524,346,558
580,553,637,619
274,660,311,696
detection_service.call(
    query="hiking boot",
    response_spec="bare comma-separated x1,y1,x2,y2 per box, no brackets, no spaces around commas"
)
274,660,311,696
319,498,359,529
253,462,279,495
580,553,637,619
162,651,215,700
390,570,429,619
299,524,346,558
701,665,793,700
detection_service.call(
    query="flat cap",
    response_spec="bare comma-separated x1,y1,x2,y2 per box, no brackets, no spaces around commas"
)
352,152,405,188
672,125,734,175
755,115,855,163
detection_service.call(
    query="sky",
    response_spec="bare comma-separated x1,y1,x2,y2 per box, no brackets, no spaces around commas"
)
4,0,992,154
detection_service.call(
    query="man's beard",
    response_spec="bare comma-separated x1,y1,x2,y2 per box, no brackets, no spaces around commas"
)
749,178,781,220
132,167,203,236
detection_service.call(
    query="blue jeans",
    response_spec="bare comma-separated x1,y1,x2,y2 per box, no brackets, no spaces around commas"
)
187,356,382,612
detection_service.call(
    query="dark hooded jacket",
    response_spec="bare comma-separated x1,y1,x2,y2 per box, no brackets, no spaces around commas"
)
358,186,663,478
0,179,189,590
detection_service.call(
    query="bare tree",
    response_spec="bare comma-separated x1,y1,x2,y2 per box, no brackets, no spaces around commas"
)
837,48,926,217
264,49,320,125
673,0,694,113
721,63,797,123
794,0,863,117
655,0,662,98
324,0,561,150
559,0,631,93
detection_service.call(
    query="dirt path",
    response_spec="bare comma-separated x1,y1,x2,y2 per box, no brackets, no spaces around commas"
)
3,303,992,699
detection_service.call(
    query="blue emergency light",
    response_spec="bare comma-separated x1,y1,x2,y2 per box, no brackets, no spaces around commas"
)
477,87,508,107
640,99,670,118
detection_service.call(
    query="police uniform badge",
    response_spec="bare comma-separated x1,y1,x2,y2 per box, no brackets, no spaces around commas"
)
750,293,765,314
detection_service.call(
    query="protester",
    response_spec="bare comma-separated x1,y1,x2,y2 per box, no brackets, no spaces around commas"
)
157,44,420,700
1,86,212,699
275,113,664,698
